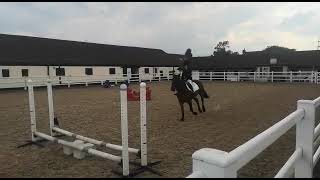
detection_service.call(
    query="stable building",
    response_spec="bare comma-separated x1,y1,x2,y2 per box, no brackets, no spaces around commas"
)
0,33,182,88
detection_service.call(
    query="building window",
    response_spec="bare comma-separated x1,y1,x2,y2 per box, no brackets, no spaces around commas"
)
22,69,29,77
109,68,116,75
56,68,65,76
2,69,10,77
153,68,158,74
144,68,149,74
85,68,93,75
47,66,50,76
123,68,127,77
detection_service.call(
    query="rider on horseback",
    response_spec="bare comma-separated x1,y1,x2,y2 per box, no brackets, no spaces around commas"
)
178,48,194,93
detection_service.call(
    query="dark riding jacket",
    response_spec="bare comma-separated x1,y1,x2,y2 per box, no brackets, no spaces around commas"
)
181,64,192,81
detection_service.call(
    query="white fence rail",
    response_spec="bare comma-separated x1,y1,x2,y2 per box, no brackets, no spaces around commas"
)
1,71,320,89
187,96,320,178
0,73,173,89
196,71,318,83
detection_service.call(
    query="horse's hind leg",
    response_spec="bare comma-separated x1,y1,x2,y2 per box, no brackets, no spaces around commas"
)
179,101,185,121
193,96,202,113
188,101,198,115
200,95,206,112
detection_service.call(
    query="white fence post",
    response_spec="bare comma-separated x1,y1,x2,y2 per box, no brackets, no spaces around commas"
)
188,148,237,178
67,76,71,88
290,71,293,83
140,82,147,166
210,72,212,81
120,84,130,176
24,77,27,90
271,71,274,82
295,100,315,178
224,72,226,81
238,72,240,82
254,72,256,82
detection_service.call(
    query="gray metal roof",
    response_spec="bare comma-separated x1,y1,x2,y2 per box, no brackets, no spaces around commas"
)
0,33,181,67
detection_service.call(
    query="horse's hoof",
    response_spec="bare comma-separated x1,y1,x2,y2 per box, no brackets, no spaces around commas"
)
193,112,198,115
180,119,184,121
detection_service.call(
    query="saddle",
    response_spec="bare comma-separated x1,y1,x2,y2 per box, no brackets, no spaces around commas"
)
185,80,199,93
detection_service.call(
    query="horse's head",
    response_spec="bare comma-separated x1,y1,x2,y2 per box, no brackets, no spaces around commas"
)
170,70,181,92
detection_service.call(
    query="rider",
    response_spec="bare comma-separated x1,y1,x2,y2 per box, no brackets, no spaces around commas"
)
180,48,194,92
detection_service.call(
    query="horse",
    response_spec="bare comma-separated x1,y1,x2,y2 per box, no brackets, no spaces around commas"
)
170,73,209,121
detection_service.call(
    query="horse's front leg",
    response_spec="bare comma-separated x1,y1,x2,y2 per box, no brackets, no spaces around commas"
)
179,101,185,121
188,101,198,115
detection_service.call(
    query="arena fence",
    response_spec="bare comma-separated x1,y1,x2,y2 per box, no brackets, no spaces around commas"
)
0,71,319,90
187,96,320,178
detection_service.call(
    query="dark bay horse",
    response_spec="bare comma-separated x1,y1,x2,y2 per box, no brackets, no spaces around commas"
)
170,74,209,121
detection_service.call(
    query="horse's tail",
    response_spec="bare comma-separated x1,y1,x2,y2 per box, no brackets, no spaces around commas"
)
195,80,209,99
201,89,209,99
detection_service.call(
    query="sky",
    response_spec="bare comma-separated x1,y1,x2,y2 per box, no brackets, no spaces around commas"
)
1,2,320,56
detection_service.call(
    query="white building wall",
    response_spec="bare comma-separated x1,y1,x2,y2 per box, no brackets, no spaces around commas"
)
0,65,178,89
0,66,48,78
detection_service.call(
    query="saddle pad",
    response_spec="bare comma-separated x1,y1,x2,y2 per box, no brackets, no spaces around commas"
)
186,81,199,92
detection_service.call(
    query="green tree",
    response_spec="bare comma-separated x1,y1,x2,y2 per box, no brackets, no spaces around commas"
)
213,41,238,56
263,45,296,55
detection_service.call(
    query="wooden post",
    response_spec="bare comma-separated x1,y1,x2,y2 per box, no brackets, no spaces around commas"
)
295,100,315,178
238,72,240,82
253,72,256,82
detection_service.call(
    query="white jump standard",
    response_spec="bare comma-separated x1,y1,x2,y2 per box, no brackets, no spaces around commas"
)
18,80,161,177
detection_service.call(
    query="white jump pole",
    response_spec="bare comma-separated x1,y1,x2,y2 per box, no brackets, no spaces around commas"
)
34,131,122,162
45,81,139,154
140,82,147,166
47,80,56,136
52,127,139,154
120,84,130,176
28,80,38,142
